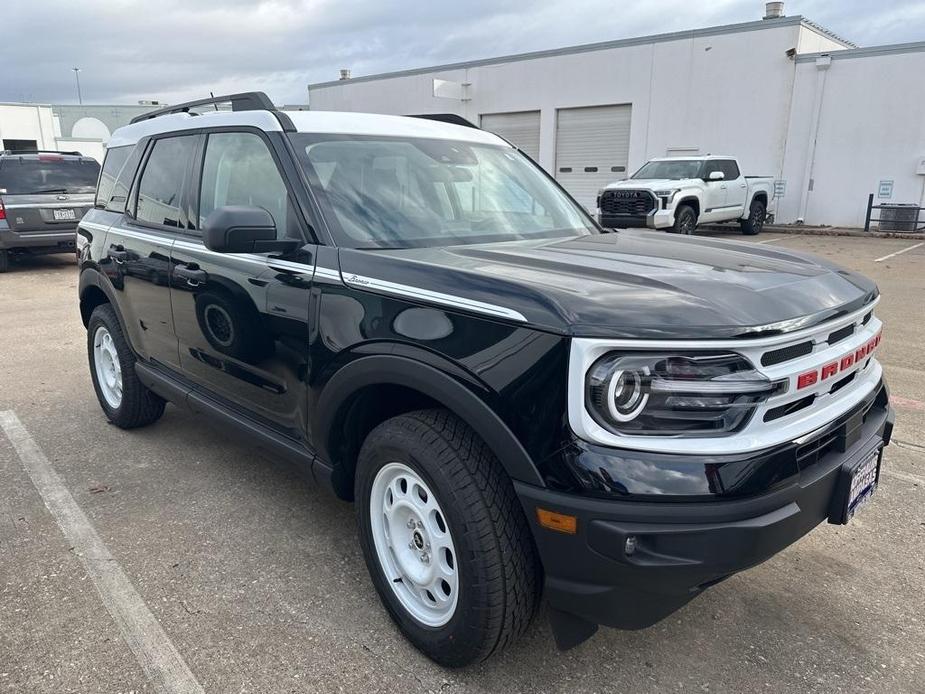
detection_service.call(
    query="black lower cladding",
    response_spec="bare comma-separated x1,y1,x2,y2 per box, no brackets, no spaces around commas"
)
599,214,649,229
517,382,893,634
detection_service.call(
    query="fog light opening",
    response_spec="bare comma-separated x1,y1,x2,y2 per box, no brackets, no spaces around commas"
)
625,535,638,556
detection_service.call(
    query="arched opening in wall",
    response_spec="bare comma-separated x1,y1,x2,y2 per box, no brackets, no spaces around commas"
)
71,117,111,141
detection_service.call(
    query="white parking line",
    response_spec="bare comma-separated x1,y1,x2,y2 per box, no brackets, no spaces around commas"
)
755,237,785,245
874,242,924,263
0,411,204,694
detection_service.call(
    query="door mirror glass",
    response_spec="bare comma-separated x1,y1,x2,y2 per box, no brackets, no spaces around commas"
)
708,170,725,181
202,205,294,253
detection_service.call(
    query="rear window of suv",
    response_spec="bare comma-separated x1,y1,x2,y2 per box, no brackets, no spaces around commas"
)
0,155,100,195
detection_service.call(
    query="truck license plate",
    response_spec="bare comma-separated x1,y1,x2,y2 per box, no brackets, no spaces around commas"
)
53,208,76,220
830,447,881,524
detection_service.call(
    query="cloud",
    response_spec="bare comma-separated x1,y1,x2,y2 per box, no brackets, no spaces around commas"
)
1,0,920,105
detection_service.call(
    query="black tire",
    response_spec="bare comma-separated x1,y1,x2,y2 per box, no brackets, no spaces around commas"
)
672,204,697,235
355,409,541,667
0,250,9,273
741,198,766,235
87,303,165,429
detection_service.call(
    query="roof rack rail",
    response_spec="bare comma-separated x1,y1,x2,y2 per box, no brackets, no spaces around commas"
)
1,149,84,156
130,91,275,124
406,113,480,129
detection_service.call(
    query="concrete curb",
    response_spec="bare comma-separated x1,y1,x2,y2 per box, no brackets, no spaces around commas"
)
700,223,925,240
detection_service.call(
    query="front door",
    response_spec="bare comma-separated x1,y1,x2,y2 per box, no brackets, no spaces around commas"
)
169,129,316,438
700,160,728,223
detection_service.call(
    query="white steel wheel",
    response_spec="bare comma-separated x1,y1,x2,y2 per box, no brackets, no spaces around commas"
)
369,462,459,627
93,326,123,409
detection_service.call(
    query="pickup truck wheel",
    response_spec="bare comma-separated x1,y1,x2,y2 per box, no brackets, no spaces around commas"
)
0,250,9,273
355,409,541,667
673,205,697,235
741,199,766,235
87,304,166,429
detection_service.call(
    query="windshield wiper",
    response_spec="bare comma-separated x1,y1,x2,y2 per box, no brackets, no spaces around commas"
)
31,188,69,194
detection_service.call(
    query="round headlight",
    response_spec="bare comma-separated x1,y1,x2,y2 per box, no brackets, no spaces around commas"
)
606,368,649,421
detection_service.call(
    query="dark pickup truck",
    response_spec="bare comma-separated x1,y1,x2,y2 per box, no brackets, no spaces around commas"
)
0,150,99,271
76,92,893,667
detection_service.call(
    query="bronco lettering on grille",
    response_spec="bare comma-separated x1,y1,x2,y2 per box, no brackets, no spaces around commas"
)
796,330,882,390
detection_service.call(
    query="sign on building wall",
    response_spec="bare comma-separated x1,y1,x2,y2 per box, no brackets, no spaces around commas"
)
774,180,786,198
878,180,894,198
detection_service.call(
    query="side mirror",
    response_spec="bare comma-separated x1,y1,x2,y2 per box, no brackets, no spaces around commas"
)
202,206,297,253
708,171,725,182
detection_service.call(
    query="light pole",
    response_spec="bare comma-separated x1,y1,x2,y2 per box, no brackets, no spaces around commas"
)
72,67,82,104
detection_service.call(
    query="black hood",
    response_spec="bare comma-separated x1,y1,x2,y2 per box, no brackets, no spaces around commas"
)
338,231,877,339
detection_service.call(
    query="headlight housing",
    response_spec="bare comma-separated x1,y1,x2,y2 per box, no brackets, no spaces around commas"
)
654,188,680,199
585,352,780,436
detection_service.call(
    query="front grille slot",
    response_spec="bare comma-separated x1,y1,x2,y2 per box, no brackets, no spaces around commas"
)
764,394,816,422
830,371,856,394
862,311,872,325
599,190,656,216
827,324,854,345
761,340,813,367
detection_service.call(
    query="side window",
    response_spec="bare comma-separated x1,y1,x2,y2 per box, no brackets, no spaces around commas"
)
106,146,142,213
703,161,723,180
721,160,740,180
95,146,131,208
135,136,196,228
199,132,294,240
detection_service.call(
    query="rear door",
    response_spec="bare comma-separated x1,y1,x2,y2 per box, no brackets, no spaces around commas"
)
720,160,747,213
0,154,99,236
555,104,631,211
104,134,198,367
169,128,316,438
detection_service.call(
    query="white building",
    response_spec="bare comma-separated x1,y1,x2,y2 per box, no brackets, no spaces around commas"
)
307,5,925,228
0,103,152,162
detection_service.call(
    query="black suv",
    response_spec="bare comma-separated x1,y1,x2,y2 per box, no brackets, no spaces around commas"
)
0,149,100,271
77,93,894,666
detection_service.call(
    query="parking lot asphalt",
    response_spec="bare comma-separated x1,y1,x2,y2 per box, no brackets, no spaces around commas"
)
1,233,923,694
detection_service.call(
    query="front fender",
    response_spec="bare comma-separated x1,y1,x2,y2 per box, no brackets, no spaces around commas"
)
313,353,545,487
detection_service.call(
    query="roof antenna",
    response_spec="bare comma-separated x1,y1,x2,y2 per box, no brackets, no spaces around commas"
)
210,92,219,111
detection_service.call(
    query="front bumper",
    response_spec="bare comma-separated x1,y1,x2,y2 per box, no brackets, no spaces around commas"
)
516,382,893,646
0,226,78,253
599,209,674,230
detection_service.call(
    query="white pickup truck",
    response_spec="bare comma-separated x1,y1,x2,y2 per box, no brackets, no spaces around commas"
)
597,156,774,235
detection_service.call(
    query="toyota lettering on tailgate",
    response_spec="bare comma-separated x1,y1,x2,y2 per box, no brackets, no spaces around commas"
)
796,330,882,389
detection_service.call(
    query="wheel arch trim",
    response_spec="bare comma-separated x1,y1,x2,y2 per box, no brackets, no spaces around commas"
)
313,354,545,488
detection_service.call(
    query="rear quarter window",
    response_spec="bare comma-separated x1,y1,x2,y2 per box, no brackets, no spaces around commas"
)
95,146,133,208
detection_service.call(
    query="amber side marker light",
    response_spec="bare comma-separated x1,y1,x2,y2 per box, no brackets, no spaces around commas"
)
536,508,578,534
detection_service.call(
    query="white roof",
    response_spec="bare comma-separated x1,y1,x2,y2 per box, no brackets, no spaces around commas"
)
107,108,508,149
648,155,736,161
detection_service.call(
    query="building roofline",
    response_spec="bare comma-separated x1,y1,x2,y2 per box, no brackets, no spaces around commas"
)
796,40,925,62
799,18,856,49
309,15,854,90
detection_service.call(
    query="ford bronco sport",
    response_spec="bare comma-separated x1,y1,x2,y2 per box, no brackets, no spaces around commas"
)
77,93,894,667
0,149,99,271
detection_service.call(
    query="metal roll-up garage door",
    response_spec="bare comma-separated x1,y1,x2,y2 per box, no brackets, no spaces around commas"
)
480,111,541,161
555,104,631,210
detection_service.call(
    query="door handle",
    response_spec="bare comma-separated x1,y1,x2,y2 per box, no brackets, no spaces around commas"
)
740,184,747,188
174,263,208,287
720,184,727,190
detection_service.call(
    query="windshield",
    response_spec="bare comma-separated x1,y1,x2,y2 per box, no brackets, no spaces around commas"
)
291,134,597,249
0,156,100,194
632,160,703,181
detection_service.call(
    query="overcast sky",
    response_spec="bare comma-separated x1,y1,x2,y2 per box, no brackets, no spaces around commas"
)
3,0,923,106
